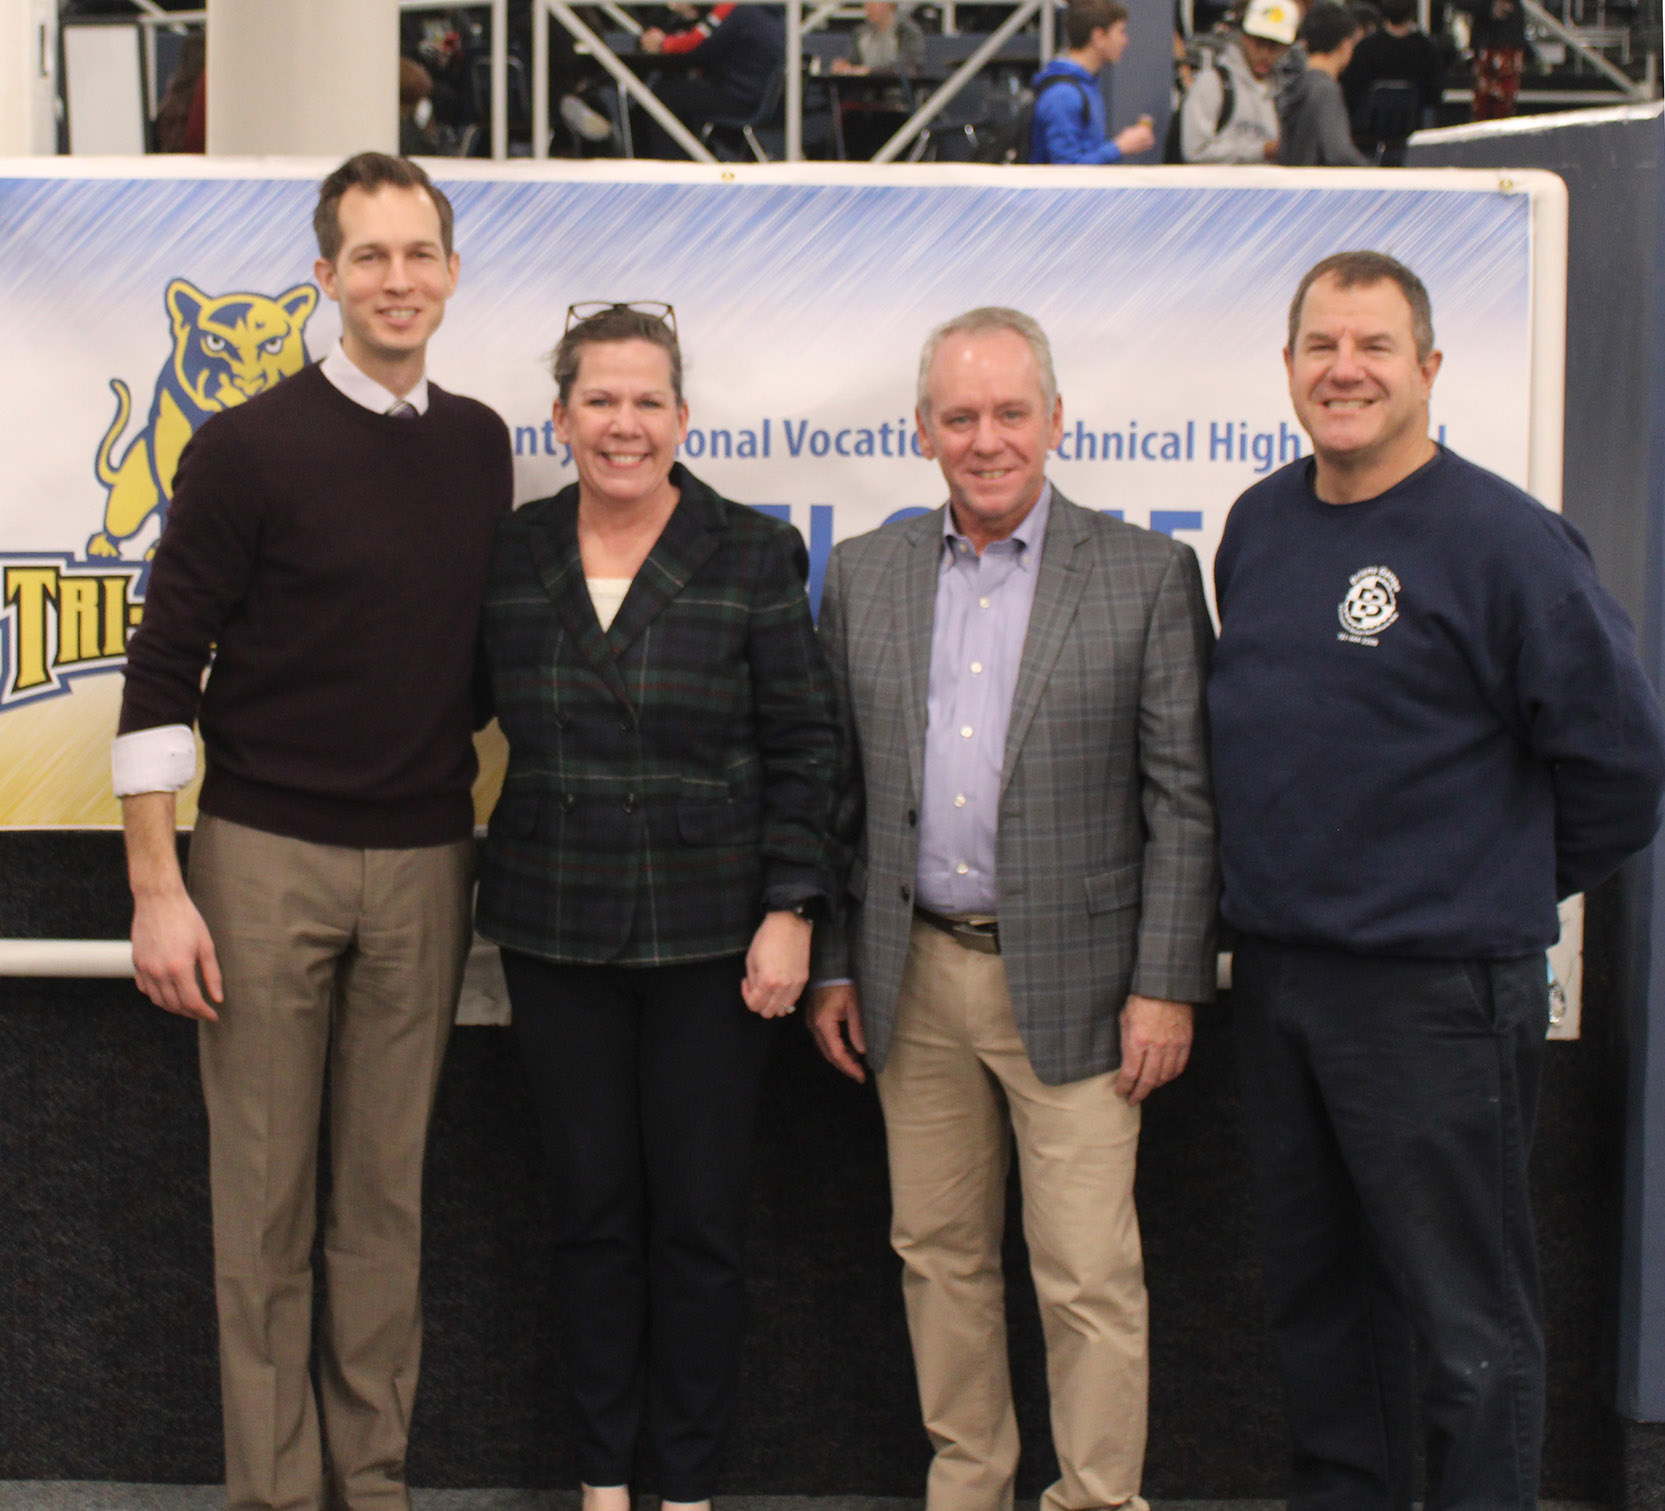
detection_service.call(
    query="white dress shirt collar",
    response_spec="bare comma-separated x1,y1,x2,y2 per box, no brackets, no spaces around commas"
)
319,341,430,416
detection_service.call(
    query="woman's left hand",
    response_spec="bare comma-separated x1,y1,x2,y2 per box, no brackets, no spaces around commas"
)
742,910,812,1018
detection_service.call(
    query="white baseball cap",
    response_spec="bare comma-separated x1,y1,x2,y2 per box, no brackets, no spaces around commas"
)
1243,0,1300,44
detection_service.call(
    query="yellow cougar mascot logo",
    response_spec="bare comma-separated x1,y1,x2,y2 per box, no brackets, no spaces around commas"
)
86,278,318,558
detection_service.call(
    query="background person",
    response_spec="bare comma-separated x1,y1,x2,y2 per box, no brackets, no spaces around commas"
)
832,1,927,158
1210,250,1665,1511
1029,0,1157,164
1278,1,1368,162
475,303,840,1511
1341,0,1445,152
638,2,787,157
1458,0,1527,117
1178,0,1294,161
833,0,926,77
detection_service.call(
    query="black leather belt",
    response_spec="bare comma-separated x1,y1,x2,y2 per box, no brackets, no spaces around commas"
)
914,905,1001,954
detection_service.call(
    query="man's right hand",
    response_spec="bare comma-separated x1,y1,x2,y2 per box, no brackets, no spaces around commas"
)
123,790,222,1021
808,982,868,1082
132,888,222,1021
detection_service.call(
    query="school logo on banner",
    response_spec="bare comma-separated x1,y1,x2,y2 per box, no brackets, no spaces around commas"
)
1,278,318,709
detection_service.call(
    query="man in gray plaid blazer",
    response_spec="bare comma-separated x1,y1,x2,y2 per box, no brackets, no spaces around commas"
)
808,307,1217,1511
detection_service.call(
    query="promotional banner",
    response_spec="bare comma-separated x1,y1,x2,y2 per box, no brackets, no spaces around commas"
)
0,160,1563,830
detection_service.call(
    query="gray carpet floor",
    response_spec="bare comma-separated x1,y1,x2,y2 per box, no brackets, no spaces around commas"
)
0,1498,1272,1511
0,1494,1610,1511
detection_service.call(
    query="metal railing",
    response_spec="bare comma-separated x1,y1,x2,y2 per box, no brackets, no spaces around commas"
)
1523,0,1651,98
530,0,1052,163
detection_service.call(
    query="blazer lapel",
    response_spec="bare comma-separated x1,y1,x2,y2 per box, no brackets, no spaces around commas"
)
605,465,722,660
897,507,944,795
1001,491,1091,797
527,488,633,710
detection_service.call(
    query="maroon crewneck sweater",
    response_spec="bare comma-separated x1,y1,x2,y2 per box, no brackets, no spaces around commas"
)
120,362,513,848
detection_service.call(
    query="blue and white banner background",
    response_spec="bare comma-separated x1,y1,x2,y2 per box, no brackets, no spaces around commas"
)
0,159,1564,828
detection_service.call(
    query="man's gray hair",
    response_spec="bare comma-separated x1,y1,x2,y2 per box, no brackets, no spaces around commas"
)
916,307,1058,416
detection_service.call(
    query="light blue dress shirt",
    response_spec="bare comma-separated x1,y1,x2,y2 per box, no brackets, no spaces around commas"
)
914,483,1052,915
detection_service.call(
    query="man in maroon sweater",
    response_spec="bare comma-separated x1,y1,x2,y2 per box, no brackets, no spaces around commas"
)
114,153,512,1511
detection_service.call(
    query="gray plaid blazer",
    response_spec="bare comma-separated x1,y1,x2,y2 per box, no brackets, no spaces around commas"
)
814,490,1218,1085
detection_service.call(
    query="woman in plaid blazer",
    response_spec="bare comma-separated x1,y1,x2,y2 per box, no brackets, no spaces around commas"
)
475,304,840,1511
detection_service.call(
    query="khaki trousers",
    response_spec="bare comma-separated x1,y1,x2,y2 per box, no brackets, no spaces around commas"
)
188,814,473,1511
875,918,1149,1511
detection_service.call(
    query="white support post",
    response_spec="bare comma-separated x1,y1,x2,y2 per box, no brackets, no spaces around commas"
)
533,0,550,157
0,0,58,154
786,0,803,161
207,0,398,156
491,0,509,158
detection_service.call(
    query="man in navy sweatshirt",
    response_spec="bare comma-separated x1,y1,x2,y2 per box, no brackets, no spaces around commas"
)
1209,250,1665,1511
1029,0,1156,164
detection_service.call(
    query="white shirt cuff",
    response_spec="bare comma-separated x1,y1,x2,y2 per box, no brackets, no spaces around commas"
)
112,725,197,796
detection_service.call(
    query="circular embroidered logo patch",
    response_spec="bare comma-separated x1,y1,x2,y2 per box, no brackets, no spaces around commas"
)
1338,566,1401,637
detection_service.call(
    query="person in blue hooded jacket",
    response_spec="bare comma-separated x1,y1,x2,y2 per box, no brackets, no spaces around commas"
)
1030,0,1157,164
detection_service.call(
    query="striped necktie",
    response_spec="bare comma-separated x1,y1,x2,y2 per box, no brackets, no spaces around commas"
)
385,399,418,419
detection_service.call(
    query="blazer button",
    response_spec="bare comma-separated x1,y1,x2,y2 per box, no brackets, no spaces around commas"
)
906,808,918,826
622,793,637,814
553,715,566,731
563,793,577,811
620,716,635,733
899,884,912,903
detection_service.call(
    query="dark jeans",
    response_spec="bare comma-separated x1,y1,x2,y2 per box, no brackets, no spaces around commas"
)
1230,937,1549,1511
501,948,774,1499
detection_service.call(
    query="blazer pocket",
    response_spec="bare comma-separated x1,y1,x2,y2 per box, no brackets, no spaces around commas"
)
491,789,541,838
1084,863,1141,915
676,798,761,846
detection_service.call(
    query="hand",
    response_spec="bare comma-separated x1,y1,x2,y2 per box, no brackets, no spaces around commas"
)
808,982,868,1082
640,26,666,52
1115,119,1156,155
742,909,811,1018
132,886,223,1022
831,58,864,73
1115,994,1193,1103
1262,138,1281,161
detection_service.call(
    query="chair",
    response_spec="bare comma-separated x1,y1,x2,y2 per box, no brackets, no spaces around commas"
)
1354,78,1422,164
697,65,787,162
910,72,998,161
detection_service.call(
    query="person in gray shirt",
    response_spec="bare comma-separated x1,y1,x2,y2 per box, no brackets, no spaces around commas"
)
1280,1,1370,163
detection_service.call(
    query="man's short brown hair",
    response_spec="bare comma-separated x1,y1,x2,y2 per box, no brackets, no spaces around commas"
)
314,152,454,263
1066,0,1128,49
1287,250,1436,362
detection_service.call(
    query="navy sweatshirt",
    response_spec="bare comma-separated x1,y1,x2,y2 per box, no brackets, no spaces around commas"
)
1209,447,1665,958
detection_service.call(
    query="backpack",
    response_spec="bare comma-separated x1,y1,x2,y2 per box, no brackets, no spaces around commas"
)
1162,61,1235,162
974,73,1092,165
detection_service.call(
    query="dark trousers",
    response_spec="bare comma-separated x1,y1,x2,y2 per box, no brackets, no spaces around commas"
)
501,949,774,1500
1230,937,1549,1511
640,76,747,159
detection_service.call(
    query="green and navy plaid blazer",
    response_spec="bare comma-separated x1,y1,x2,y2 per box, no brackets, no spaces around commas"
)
476,465,841,966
